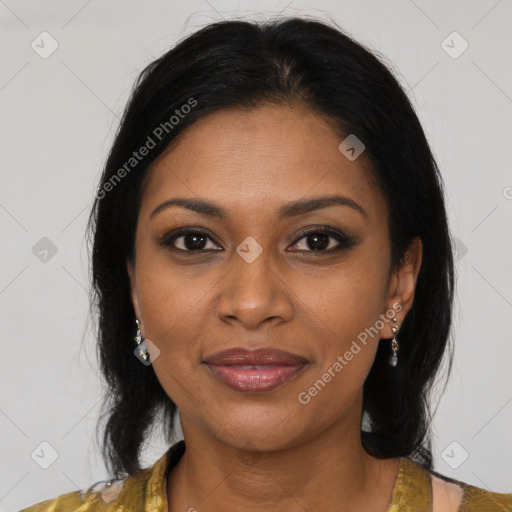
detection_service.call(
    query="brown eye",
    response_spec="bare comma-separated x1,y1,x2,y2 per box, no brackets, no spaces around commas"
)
288,227,359,253
156,228,222,252
289,232,337,251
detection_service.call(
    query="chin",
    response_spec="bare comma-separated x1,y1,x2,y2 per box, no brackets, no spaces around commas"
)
205,408,307,452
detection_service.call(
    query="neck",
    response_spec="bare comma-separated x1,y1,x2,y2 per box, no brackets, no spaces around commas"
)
167,410,399,512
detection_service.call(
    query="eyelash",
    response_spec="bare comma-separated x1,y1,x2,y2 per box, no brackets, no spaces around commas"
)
155,225,359,254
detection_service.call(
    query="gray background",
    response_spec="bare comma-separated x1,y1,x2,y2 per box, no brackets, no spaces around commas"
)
1,1,511,510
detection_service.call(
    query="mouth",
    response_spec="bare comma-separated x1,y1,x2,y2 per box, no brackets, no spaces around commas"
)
203,347,309,393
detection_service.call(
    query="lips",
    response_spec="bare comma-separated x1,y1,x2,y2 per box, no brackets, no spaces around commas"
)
203,347,308,393
204,347,308,366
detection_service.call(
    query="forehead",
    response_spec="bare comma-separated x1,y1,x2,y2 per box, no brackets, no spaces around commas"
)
139,103,386,224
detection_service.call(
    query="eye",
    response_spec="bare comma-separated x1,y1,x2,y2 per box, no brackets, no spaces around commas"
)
287,226,359,253
156,228,221,252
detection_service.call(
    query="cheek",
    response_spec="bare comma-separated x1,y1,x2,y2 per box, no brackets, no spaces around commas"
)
135,251,213,341
139,272,206,407
295,254,388,342
289,254,389,400
133,267,209,404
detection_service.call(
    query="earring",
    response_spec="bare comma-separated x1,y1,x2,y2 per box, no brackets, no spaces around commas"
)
389,317,399,367
134,319,149,362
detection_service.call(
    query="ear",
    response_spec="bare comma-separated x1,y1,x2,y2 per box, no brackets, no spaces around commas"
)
380,237,423,338
126,259,142,323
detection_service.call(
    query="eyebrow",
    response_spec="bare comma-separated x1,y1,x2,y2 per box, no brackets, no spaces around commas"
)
149,194,368,221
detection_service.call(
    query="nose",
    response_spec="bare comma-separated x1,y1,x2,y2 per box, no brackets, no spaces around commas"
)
216,244,294,330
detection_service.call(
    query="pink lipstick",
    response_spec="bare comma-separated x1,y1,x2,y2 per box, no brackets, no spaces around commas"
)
203,347,308,393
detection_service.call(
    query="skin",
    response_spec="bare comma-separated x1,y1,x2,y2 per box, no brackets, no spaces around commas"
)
127,102,422,512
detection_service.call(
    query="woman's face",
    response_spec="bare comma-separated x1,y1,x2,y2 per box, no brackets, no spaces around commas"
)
127,103,421,452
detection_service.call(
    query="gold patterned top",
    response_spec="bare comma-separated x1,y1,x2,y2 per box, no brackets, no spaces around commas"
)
19,440,512,512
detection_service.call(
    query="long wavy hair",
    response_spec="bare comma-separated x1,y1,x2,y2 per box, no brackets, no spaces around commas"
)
86,15,455,479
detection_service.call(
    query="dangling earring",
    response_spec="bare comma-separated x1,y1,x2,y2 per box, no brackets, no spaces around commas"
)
134,319,149,362
389,317,399,367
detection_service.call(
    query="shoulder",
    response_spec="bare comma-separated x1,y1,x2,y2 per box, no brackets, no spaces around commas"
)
19,442,180,512
18,487,113,512
457,481,512,511
429,466,512,512
19,490,87,512
395,457,512,511
19,470,150,512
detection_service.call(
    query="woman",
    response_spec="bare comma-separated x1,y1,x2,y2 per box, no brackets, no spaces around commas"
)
21,15,512,512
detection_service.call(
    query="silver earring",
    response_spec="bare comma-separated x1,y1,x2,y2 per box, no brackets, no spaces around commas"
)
135,319,149,362
389,317,399,367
